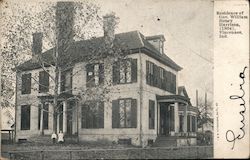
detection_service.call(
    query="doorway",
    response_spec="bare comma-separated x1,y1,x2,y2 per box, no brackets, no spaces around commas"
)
159,103,174,136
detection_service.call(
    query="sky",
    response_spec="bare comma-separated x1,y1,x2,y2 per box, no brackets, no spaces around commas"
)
96,0,214,105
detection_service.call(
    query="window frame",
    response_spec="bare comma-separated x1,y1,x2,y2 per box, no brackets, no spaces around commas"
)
39,70,50,93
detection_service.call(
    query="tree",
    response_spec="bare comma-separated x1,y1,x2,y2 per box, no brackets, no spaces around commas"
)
1,1,128,136
197,95,213,133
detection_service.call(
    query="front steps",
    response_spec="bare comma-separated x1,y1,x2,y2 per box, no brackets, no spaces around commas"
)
152,136,177,147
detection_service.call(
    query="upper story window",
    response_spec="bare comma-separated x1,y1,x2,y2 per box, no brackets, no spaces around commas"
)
112,58,137,84
86,63,104,87
21,73,31,94
61,69,72,93
146,60,176,94
39,71,50,93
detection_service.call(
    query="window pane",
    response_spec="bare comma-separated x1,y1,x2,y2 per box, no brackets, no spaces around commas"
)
125,99,132,127
21,73,31,94
119,99,125,127
120,63,126,83
94,64,99,85
126,61,131,83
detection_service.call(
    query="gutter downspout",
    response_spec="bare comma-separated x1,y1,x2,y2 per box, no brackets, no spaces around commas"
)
139,48,143,147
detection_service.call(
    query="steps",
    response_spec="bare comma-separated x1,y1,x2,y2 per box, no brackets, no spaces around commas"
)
153,136,177,147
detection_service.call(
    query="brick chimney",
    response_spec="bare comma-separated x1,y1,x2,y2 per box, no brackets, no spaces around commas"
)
103,13,117,49
32,32,43,57
56,1,74,55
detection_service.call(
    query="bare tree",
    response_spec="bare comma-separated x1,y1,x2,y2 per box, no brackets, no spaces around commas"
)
197,96,213,133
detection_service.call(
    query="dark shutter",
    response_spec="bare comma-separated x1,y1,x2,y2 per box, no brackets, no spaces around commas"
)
187,115,190,132
43,103,49,129
98,102,104,128
81,104,87,128
146,61,149,84
131,99,137,128
86,64,94,87
166,71,171,92
131,59,137,83
112,100,120,128
38,104,41,129
173,74,176,94
112,62,120,84
21,73,31,94
149,100,155,129
99,63,104,85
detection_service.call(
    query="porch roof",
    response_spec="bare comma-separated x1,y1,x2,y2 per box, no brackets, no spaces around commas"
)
156,94,190,104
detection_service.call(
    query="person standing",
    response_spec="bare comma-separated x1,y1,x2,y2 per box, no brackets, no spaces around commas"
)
58,130,64,144
51,132,57,144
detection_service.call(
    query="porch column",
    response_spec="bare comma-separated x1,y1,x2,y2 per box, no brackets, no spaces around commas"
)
183,104,188,133
63,101,67,133
174,102,179,134
157,102,160,135
39,103,44,135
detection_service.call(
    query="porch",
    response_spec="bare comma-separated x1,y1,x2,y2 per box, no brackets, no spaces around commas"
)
154,95,197,147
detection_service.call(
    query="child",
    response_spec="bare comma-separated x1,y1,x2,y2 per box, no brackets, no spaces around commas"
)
51,132,57,144
58,130,64,144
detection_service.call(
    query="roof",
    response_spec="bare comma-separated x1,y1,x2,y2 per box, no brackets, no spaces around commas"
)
17,31,182,71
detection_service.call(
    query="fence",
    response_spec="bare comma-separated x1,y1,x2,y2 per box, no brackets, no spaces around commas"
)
8,146,213,159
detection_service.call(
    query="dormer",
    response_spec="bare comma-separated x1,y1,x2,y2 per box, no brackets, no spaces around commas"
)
146,35,165,54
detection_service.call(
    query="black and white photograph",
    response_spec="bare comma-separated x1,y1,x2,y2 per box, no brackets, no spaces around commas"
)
0,0,249,159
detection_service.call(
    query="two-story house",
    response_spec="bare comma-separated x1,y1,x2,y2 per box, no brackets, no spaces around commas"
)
15,2,198,147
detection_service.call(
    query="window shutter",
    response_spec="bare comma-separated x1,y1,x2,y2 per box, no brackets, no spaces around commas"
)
98,102,104,128
173,74,176,94
81,104,87,128
187,115,190,132
86,64,94,87
146,61,149,84
131,99,137,128
112,62,120,84
166,71,171,92
131,59,137,83
99,63,104,84
112,100,120,128
38,104,41,129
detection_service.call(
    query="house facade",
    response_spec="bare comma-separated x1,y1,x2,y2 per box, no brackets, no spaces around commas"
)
15,2,198,147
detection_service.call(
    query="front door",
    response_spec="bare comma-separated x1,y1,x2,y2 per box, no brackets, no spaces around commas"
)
160,103,174,136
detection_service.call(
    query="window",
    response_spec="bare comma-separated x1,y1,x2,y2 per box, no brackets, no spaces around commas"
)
38,103,49,130
112,98,137,128
39,71,49,93
146,60,176,94
179,115,184,132
86,63,104,87
21,105,30,130
61,69,72,93
149,100,155,129
21,73,31,94
113,59,137,84
81,101,104,129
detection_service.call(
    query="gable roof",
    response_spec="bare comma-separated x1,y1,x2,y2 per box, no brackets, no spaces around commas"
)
17,31,182,71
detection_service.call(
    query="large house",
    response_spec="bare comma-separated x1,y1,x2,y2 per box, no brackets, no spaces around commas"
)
15,2,198,147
